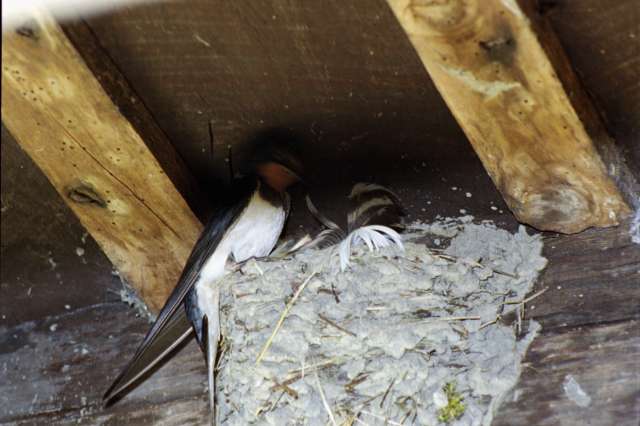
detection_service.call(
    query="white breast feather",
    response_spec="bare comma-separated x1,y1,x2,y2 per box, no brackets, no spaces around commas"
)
196,188,285,318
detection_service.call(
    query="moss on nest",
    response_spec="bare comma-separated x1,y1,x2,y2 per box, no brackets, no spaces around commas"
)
437,382,466,423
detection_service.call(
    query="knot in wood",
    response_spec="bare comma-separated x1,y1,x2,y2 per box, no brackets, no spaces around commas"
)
405,0,468,33
67,182,107,208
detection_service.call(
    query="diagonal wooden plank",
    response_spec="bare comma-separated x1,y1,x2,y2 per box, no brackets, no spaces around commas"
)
1,11,202,312
386,0,630,233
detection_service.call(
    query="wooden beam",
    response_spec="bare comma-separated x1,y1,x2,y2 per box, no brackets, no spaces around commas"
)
61,20,210,221
386,0,630,233
1,11,202,312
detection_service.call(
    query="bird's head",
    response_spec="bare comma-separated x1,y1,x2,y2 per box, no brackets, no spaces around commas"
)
256,161,301,192
250,128,304,192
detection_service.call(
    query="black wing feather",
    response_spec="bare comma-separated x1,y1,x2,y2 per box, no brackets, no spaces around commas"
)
103,308,193,405
103,177,256,403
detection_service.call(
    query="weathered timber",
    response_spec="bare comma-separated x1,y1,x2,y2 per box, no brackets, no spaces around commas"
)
61,21,210,221
494,320,640,426
386,0,630,233
73,0,638,230
2,284,637,424
0,127,123,326
543,0,640,181
2,2,639,423
519,0,640,214
1,11,202,312
0,303,208,425
527,217,640,330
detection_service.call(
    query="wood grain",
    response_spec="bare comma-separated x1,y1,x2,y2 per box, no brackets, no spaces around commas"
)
3,255,637,424
0,126,123,327
1,2,638,424
61,21,211,221
519,0,640,215
1,11,202,312
0,303,208,425
386,0,630,233
527,217,640,330
494,320,640,426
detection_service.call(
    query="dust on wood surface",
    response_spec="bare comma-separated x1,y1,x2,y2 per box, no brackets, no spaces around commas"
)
68,0,638,233
1,12,202,312
385,0,630,233
0,303,208,425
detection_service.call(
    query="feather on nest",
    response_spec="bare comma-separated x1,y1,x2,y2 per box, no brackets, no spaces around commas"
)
272,183,407,270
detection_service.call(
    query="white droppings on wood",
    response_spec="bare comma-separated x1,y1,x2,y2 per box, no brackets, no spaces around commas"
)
630,206,640,245
501,0,526,19
193,33,211,47
563,375,591,408
47,256,57,270
115,271,155,322
441,65,521,99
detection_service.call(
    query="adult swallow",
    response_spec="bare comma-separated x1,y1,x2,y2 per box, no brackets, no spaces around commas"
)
103,139,302,421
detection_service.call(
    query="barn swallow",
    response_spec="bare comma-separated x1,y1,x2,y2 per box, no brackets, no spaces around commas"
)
103,138,302,421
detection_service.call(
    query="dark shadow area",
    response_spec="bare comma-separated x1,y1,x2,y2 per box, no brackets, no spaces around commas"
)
227,116,517,238
76,0,515,235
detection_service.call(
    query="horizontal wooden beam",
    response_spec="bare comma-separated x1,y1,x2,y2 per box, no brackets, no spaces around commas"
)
1,11,202,312
386,0,630,233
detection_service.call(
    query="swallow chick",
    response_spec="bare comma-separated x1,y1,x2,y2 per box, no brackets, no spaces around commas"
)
103,138,302,423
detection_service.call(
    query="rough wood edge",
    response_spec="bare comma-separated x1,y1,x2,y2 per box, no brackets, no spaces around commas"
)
518,0,640,210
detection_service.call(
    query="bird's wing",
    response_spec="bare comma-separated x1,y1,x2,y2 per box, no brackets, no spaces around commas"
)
304,195,346,248
104,177,256,404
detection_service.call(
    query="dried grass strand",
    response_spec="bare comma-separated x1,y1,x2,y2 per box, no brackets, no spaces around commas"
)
430,250,519,279
318,313,358,337
480,287,548,329
315,372,338,426
359,410,403,426
255,270,319,365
